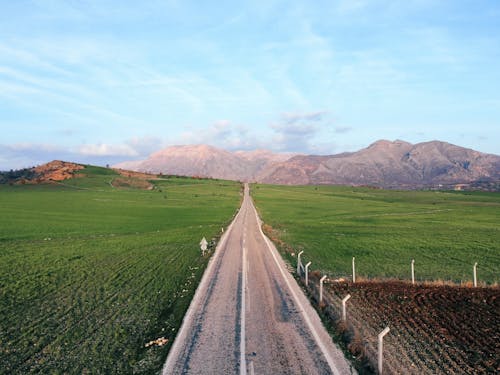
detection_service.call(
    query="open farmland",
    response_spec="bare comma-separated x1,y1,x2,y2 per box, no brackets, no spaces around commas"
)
251,184,500,283
0,167,240,374
251,184,500,373
308,275,499,374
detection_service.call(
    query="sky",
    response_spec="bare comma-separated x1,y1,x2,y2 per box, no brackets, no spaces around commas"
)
1,0,499,169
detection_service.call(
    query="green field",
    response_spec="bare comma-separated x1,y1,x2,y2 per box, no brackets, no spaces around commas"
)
0,169,241,374
251,184,500,284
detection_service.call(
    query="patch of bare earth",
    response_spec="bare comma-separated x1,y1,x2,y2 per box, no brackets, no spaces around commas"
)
114,169,159,180
111,177,154,190
306,275,500,374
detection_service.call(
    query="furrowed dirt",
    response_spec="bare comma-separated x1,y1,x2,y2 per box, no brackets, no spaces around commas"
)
307,276,499,374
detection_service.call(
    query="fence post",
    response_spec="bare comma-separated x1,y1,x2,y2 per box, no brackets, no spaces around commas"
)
352,257,356,283
378,326,390,374
411,259,415,285
473,262,478,287
319,275,327,303
305,262,312,286
297,251,304,276
342,294,351,322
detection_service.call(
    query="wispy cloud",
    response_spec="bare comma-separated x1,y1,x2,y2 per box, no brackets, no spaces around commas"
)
0,136,167,170
125,137,165,157
334,126,353,134
179,120,265,151
169,113,339,154
78,143,139,157
0,143,74,170
270,111,333,153
281,111,327,124
335,0,370,15
0,0,499,167
405,27,464,70
0,41,146,128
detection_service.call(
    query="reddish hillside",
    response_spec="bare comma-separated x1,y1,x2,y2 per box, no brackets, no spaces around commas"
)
33,160,85,182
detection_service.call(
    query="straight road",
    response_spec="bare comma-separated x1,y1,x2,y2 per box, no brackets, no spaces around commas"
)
163,184,355,374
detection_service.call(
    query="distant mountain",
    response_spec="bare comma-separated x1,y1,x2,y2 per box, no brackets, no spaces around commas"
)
114,144,288,181
114,141,500,189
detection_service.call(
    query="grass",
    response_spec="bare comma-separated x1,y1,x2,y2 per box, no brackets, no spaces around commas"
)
251,184,500,284
0,169,241,374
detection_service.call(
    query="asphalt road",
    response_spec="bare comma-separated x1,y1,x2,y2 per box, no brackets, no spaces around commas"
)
163,184,355,375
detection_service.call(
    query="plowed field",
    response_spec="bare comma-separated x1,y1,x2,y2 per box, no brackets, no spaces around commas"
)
309,277,500,374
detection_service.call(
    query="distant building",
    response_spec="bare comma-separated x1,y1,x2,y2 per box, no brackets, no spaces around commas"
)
454,184,469,191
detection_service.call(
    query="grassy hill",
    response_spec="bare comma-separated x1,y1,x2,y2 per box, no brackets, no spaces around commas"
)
0,166,241,374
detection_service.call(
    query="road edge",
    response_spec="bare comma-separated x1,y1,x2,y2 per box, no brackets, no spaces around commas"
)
161,190,246,375
249,194,356,375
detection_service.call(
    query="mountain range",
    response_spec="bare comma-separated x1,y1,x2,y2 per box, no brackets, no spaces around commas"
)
114,140,500,189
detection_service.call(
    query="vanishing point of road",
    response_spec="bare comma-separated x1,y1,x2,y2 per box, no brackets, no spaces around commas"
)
163,184,355,374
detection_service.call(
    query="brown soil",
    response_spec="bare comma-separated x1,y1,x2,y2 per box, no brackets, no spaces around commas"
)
110,177,154,190
114,169,159,180
307,275,500,374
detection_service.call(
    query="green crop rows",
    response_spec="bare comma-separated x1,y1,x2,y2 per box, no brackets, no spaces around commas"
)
251,184,500,284
0,169,240,374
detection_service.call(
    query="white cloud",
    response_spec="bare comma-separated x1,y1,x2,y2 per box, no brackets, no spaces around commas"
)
78,143,139,157
0,42,72,76
7,143,63,153
270,111,334,153
179,120,266,151
126,136,164,157
335,0,370,14
0,142,73,170
281,111,327,125
334,126,353,134
177,111,340,154
0,43,145,128
0,137,168,170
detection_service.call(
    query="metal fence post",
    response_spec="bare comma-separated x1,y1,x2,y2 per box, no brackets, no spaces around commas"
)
342,294,351,322
411,259,415,285
319,275,327,303
297,251,304,276
305,261,312,286
378,326,390,374
352,257,356,283
473,262,478,287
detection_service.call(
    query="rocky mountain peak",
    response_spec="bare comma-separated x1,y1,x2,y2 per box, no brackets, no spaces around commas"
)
114,140,500,189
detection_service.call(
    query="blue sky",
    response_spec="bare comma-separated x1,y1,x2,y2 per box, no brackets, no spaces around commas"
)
1,0,499,169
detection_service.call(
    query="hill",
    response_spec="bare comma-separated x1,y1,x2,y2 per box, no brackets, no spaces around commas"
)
114,140,500,190
0,160,85,184
0,160,158,187
114,144,297,182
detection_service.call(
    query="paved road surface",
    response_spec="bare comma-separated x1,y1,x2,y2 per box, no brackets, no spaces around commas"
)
163,184,355,374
